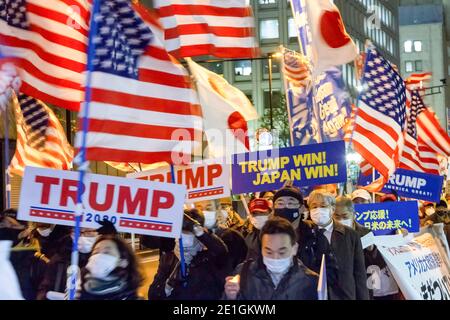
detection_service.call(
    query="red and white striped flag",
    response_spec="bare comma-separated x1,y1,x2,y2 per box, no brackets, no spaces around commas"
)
399,91,440,174
77,1,203,165
153,0,259,59
405,72,432,91
281,49,311,89
352,47,407,181
417,107,450,157
0,0,89,111
9,92,73,176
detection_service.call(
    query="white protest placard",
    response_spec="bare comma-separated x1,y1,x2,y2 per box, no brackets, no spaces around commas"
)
361,232,376,250
376,233,450,300
18,167,187,238
127,158,230,203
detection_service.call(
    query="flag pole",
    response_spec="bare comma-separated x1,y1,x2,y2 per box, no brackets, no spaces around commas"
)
171,163,187,284
68,0,101,300
3,94,11,209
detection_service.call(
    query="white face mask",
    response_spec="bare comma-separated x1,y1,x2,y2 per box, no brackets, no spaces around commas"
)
425,208,435,217
310,208,332,226
86,253,119,279
203,211,217,229
250,215,269,230
339,218,354,228
263,256,293,274
175,235,203,265
37,227,52,237
78,236,97,254
180,232,195,247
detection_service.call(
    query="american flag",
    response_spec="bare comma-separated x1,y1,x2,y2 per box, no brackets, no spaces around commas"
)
405,72,432,91
153,0,258,59
352,47,407,180
280,47,318,145
400,90,440,174
282,49,310,89
417,106,450,158
0,0,88,111
9,92,73,176
77,1,203,164
18,93,48,150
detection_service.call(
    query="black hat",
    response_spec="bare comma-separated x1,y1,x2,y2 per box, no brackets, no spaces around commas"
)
273,186,303,204
97,219,118,235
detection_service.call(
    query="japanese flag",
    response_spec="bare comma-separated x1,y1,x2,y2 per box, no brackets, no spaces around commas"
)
305,0,358,75
186,58,258,159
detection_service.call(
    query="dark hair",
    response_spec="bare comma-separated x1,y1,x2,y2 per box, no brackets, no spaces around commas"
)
90,235,143,291
260,191,275,198
183,208,205,229
260,217,297,246
1,208,17,220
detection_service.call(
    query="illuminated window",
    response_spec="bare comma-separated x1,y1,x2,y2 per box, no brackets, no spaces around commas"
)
404,40,413,53
414,41,422,52
288,18,297,38
260,19,279,40
234,60,252,76
405,61,413,73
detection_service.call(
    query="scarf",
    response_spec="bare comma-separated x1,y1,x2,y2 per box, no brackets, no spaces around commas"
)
82,272,131,299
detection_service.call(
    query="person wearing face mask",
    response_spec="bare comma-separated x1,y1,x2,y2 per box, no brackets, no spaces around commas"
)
307,190,369,300
271,186,318,269
198,200,248,272
34,223,71,259
1,210,48,300
243,198,272,260
351,189,372,205
36,228,98,300
335,196,370,236
334,197,400,300
148,209,229,300
79,234,143,300
224,217,318,300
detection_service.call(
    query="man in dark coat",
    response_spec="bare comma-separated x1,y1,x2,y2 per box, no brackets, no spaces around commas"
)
307,190,369,300
224,217,318,300
148,209,229,300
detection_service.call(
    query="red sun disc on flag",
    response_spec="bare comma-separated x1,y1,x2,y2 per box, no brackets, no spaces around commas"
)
320,10,351,49
228,111,249,149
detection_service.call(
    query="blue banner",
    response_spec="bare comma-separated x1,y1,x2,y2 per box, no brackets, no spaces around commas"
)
231,141,347,194
315,68,353,143
354,201,420,236
285,68,352,146
358,168,444,203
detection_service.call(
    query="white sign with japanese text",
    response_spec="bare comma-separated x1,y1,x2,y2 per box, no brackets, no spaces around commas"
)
18,167,187,238
376,233,450,300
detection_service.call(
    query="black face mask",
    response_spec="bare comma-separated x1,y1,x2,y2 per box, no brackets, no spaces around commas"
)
274,208,300,223
0,228,22,246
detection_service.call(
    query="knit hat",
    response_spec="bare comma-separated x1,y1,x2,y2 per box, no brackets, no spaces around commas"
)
273,186,303,204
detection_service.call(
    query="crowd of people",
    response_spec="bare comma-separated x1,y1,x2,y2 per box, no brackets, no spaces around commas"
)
1,185,449,300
